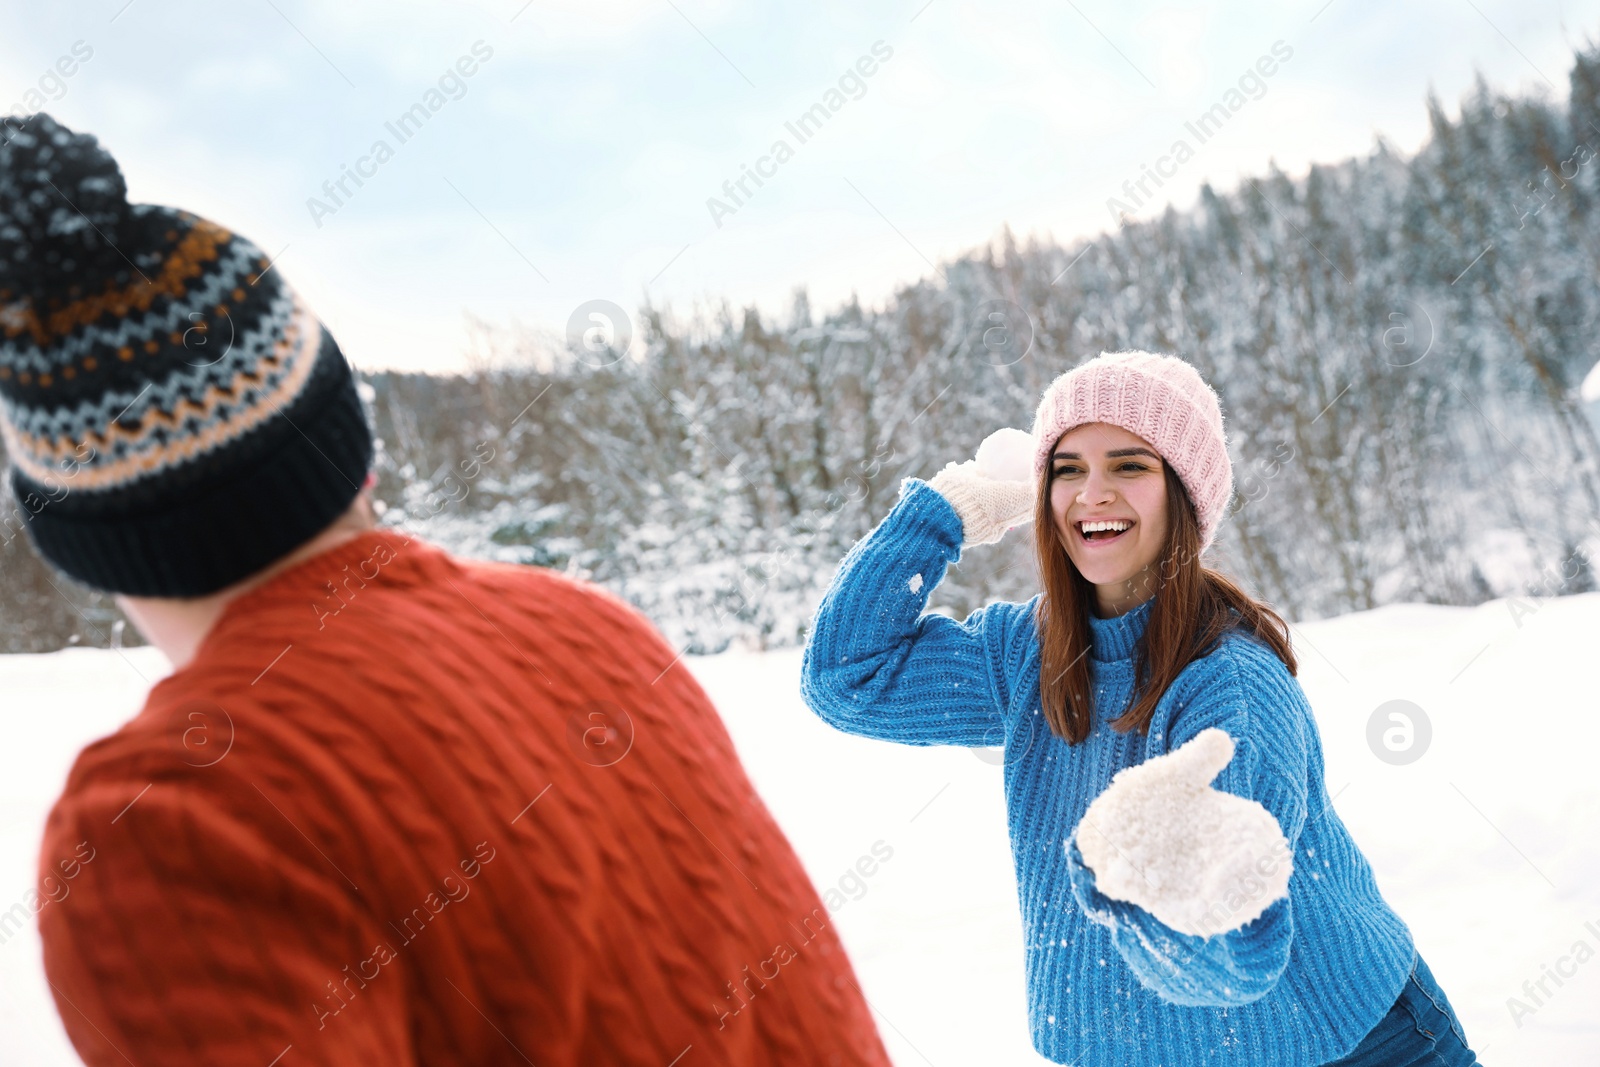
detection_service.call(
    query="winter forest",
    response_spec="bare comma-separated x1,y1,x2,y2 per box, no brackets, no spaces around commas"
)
4,48,1600,654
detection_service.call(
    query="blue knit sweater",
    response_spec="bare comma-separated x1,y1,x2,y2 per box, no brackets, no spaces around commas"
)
799,478,1417,1067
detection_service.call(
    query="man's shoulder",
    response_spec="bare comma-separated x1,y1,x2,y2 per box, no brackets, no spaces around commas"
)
213,534,662,656
460,553,631,608
451,554,669,643
379,535,642,619
41,689,241,853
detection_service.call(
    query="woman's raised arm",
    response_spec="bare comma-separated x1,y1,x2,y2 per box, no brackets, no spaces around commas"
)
799,476,1025,748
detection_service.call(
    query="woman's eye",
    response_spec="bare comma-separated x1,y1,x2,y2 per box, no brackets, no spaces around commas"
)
1053,463,1149,476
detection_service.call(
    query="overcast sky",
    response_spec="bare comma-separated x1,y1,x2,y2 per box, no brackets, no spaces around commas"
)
5,0,1599,373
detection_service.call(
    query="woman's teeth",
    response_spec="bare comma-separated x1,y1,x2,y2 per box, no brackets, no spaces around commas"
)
1079,520,1132,542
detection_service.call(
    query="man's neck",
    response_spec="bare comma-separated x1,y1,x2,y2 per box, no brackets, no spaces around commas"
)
115,498,376,671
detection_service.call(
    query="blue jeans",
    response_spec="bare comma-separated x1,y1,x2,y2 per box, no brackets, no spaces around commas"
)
1321,951,1481,1066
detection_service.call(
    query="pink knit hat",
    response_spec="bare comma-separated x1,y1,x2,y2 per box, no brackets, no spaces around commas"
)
1031,350,1234,552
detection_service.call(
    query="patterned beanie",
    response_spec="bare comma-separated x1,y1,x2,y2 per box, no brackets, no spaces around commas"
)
1030,350,1233,552
0,113,373,597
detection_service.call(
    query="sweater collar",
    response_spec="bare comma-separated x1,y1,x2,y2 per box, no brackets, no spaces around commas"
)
1087,594,1154,662
206,527,432,636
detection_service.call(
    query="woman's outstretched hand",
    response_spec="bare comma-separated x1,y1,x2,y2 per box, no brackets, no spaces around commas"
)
926,427,1036,547
1071,728,1293,939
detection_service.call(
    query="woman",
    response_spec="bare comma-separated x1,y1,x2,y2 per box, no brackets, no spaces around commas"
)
799,351,1480,1066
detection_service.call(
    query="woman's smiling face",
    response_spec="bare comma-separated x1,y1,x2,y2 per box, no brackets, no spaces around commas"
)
1047,422,1170,617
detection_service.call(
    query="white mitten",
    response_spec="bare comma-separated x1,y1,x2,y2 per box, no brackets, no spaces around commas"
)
926,428,1036,547
1072,728,1293,938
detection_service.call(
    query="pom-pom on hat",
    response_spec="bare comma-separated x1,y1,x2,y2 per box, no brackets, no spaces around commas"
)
1030,350,1233,553
0,113,373,596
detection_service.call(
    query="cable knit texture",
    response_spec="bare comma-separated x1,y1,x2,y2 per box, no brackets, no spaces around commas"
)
39,528,892,1067
800,478,1416,1067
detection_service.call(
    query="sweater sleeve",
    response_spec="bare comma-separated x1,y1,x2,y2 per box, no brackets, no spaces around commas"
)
37,752,416,1066
1063,637,1309,1008
799,477,1012,747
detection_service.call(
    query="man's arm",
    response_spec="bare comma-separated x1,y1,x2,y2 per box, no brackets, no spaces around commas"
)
38,753,415,1066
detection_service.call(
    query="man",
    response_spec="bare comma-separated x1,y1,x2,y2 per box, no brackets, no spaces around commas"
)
0,113,891,1065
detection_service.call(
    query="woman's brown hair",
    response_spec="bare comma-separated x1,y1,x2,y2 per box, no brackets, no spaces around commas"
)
1031,448,1298,745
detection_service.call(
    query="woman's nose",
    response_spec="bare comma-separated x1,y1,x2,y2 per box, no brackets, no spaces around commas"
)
1077,471,1115,505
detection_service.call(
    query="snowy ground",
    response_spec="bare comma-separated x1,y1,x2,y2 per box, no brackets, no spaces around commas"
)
1,592,1597,1066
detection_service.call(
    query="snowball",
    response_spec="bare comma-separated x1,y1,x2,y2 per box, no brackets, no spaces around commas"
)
1582,359,1600,404
975,427,1035,482
908,573,924,594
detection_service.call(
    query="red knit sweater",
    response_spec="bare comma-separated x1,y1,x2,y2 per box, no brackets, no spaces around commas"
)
38,528,892,1066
